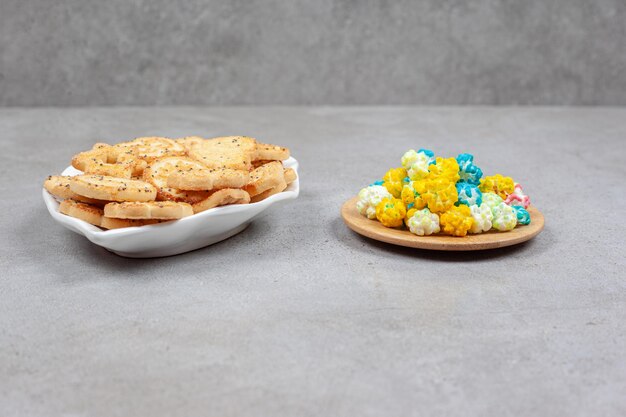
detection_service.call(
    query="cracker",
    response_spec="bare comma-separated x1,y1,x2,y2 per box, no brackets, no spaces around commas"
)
202,136,257,155
244,161,287,197
166,167,247,191
112,137,186,163
252,159,273,169
104,201,193,220
71,147,109,171
192,189,251,214
115,157,148,177
47,135,291,230
188,145,252,171
44,175,109,205
59,199,103,226
142,157,211,203
83,159,133,178
250,183,288,203
100,217,163,229
284,168,297,184
70,175,157,202
175,136,205,152
254,142,290,161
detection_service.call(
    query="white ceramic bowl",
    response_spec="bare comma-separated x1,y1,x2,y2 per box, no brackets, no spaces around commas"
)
43,157,299,258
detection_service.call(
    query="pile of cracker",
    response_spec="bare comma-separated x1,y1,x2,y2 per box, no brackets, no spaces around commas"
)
44,136,296,229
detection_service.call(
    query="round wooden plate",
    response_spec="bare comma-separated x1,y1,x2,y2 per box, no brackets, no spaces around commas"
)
341,197,544,251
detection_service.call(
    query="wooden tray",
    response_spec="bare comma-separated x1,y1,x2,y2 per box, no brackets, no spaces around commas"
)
341,197,544,251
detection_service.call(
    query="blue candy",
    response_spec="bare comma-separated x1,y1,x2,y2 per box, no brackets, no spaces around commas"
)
418,148,436,165
512,205,531,225
456,153,483,185
455,182,482,207
418,148,434,158
369,180,385,186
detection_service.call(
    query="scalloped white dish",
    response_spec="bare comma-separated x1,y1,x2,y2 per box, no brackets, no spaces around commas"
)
43,157,299,258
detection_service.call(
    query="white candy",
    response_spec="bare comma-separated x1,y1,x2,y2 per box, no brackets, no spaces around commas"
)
481,192,503,215
407,208,440,236
401,149,419,170
356,185,392,219
402,149,433,180
492,202,517,231
469,204,493,234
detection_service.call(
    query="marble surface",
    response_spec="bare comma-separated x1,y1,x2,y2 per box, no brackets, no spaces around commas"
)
0,107,624,416
1,0,626,106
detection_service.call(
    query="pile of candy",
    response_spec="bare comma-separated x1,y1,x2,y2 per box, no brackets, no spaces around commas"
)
356,149,531,237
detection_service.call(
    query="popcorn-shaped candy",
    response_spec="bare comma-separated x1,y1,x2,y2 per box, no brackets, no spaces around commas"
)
357,185,393,219
440,205,474,237
512,205,531,225
479,174,515,199
428,157,460,183
413,179,428,195
382,167,407,183
404,207,417,227
421,178,458,213
407,208,440,236
401,150,419,170
402,150,434,181
505,183,530,209
469,204,493,234
375,197,407,228
456,153,483,185
383,182,403,198
382,167,407,198
481,192,504,214
418,148,436,163
455,182,482,207
400,181,426,210
492,202,517,231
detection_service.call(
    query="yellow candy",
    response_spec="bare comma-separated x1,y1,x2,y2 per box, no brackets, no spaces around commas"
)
428,157,460,183
400,182,426,210
383,167,407,183
440,205,474,237
479,174,515,199
404,207,417,227
375,197,406,228
413,179,428,195
420,178,458,213
382,167,407,198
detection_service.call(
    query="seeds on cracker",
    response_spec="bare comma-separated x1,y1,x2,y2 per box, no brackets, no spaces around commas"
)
83,159,134,178
245,161,287,197
188,145,252,171
44,175,109,206
253,142,290,161
175,136,205,152
70,175,157,202
112,137,186,163
142,157,211,203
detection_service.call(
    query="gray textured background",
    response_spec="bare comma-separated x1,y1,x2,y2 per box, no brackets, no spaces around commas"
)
2,107,626,416
1,0,626,106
